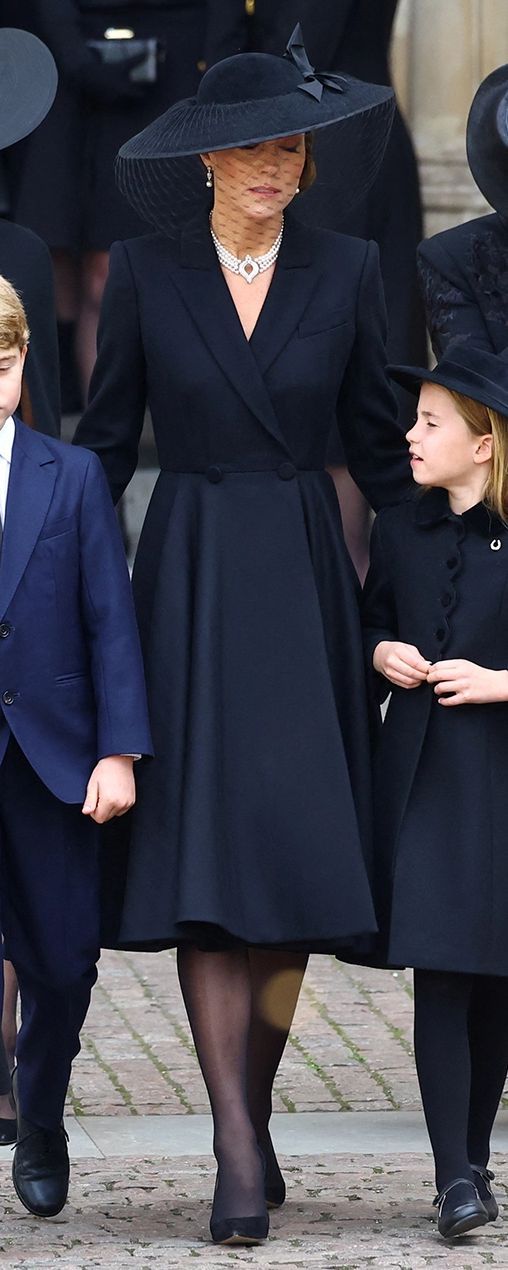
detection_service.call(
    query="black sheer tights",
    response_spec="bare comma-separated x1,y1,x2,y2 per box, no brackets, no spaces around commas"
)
177,946,307,1221
413,969,508,1193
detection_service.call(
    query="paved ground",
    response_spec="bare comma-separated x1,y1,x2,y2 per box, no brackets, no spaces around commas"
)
68,953,421,1119
1,1154,508,1268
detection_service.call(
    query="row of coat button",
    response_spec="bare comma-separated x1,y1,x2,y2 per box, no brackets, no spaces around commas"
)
206,462,297,484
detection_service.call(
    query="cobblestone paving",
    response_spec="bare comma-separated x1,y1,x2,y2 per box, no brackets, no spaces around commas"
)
68,953,421,1118
1,1155,508,1268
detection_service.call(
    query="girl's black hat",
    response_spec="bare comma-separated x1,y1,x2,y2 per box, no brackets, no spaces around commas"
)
0,28,57,151
115,24,395,235
388,345,508,418
466,63,508,216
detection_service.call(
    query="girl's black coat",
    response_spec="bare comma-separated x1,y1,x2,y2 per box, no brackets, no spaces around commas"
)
363,490,508,975
76,212,410,951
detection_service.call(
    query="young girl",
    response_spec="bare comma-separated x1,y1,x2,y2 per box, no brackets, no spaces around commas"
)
362,343,508,1240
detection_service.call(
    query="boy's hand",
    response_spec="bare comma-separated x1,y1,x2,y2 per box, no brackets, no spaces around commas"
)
428,660,508,706
373,640,430,689
82,756,136,823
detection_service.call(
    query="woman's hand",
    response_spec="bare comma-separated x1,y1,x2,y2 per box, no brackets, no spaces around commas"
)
373,640,430,689
428,660,508,706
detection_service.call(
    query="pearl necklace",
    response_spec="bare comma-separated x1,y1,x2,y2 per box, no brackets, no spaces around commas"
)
209,214,284,284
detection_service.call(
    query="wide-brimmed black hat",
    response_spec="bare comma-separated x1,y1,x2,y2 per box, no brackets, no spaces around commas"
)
388,344,508,417
116,24,395,235
466,63,508,216
0,28,57,151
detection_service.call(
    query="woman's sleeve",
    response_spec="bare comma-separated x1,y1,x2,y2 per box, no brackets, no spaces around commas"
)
361,513,398,704
417,238,492,359
335,240,412,511
73,242,147,504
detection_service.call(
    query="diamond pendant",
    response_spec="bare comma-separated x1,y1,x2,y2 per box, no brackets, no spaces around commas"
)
238,255,260,284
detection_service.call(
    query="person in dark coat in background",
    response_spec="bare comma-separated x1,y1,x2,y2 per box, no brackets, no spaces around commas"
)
205,0,427,579
418,65,508,359
0,25,60,439
9,0,206,404
76,33,410,1243
362,344,508,1242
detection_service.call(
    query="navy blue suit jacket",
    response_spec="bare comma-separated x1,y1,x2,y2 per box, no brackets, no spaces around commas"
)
0,418,152,802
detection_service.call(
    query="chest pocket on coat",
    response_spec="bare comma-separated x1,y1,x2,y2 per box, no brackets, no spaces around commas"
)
298,305,353,338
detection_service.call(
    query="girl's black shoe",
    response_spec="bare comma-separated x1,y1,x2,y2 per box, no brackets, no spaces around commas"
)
433,1177,488,1239
210,1212,269,1245
471,1166,499,1221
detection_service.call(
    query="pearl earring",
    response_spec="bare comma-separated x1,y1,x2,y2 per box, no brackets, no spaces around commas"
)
295,185,301,194
206,166,213,188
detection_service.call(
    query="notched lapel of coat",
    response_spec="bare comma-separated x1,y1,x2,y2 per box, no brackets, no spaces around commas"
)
0,424,56,616
172,215,313,453
249,214,317,375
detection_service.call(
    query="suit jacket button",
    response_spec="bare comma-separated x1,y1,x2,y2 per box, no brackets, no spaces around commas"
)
0,623,10,638
207,465,223,484
278,461,296,480
435,628,446,643
2,691,14,705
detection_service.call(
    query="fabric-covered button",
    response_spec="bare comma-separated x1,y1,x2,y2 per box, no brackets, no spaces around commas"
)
278,461,296,480
435,628,446,642
446,556,458,570
2,690,14,705
207,465,223,484
441,592,452,608
0,623,11,639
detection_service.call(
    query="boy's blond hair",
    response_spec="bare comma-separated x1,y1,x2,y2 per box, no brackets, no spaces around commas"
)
0,276,29,350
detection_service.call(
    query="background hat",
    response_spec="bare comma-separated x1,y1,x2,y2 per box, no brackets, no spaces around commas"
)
0,28,57,151
388,344,508,417
116,24,395,235
466,63,508,216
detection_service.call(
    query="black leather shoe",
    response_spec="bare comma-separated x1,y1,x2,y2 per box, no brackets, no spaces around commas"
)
0,1116,17,1145
433,1177,488,1238
471,1166,499,1222
210,1213,269,1245
12,1118,70,1217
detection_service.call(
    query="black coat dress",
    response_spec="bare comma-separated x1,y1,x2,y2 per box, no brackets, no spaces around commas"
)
75,212,410,951
10,0,206,249
362,489,508,976
0,220,60,437
205,0,427,442
418,213,508,358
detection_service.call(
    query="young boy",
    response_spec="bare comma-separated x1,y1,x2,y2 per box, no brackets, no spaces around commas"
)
0,277,152,1217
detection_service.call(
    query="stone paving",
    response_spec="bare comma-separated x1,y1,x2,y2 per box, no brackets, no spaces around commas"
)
1,1155,508,1268
68,953,421,1119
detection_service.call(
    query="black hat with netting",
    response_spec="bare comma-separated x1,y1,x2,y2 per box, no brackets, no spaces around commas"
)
115,25,395,236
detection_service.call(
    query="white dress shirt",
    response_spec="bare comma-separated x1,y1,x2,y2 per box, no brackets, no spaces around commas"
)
0,415,15,525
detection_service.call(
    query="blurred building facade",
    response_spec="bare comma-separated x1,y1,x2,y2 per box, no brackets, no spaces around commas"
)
392,0,508,235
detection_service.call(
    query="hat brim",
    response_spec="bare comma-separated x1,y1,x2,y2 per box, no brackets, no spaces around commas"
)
116,83,395,236
0,29,57,150
388,362,508,417
466,63,508,215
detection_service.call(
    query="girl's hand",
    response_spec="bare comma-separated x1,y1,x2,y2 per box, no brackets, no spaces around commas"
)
428,660,508,706
373,640,430,689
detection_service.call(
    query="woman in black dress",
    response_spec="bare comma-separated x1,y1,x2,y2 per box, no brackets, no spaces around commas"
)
76,29,410,1244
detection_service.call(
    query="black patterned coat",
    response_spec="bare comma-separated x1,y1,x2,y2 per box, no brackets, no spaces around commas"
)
418,213,508,359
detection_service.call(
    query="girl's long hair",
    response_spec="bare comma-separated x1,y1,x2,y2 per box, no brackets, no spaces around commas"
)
449,389,508,524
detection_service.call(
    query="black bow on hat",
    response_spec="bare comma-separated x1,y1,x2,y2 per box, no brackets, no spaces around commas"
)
285,23,347,101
